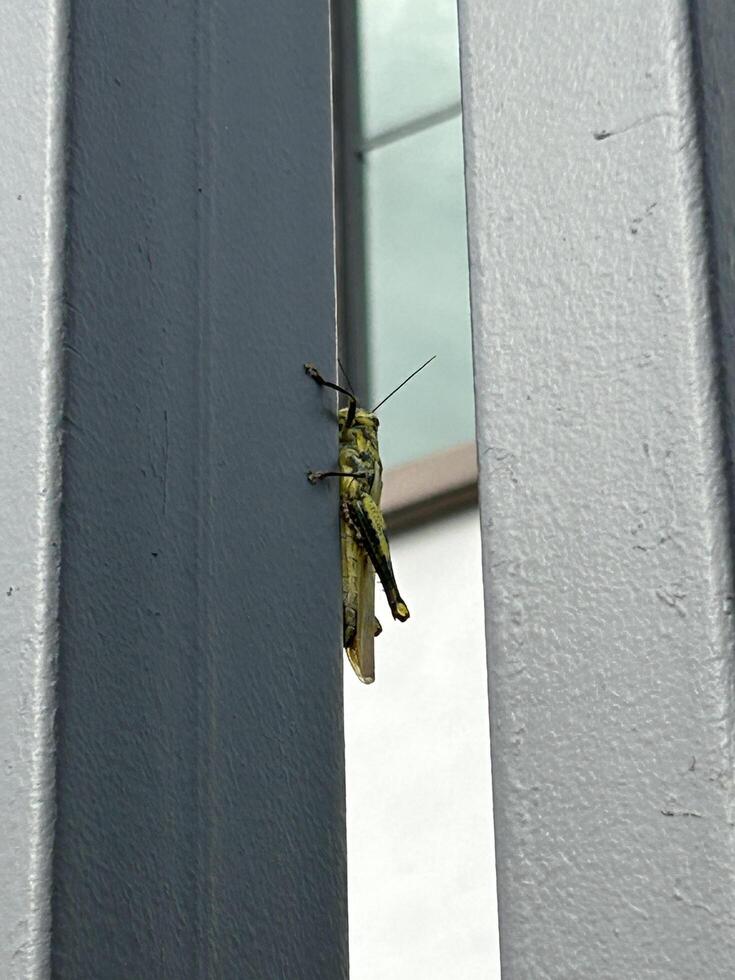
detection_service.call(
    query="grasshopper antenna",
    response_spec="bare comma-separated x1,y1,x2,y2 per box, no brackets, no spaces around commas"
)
371,355,436,413
337,357,358,399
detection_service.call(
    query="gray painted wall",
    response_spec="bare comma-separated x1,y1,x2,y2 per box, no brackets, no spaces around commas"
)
458,1,735,977
2,2,347,977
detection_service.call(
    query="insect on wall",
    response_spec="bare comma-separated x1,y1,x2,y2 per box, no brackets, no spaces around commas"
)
305,356,435,683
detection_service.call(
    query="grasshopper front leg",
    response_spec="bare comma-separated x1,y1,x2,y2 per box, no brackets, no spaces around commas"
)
307,469,356,484
304,363,357,428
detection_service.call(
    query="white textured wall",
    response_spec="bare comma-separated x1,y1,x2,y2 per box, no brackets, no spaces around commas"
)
0,3,65,977
459,1,735,977
345,508,500,980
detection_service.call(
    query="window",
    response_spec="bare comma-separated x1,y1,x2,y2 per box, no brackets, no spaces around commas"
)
335,0,477,528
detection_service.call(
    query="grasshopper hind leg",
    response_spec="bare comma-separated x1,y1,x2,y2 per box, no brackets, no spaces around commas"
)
343,608,356,649
343,610,382,647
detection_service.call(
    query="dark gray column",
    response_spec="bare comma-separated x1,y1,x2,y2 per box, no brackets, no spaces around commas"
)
51,2,346,978
458,1,735,977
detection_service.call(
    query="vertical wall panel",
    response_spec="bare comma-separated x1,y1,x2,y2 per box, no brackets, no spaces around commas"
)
52,2,346,977
458,1,735,976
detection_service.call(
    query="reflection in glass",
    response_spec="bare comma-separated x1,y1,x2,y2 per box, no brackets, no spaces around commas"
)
363,116,474,469
358,0,462,138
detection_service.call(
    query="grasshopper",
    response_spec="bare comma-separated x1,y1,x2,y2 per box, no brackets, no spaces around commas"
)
305,356,435,684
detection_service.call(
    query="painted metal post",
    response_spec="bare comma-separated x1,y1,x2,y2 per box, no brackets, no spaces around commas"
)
458,1,735,976
2,2,346,977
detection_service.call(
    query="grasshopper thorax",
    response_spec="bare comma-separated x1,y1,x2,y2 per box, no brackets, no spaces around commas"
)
338,406,379,435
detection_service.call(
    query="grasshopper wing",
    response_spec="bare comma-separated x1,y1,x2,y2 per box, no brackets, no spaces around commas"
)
349,546,377,684
340,450,383,684
341,515,376,684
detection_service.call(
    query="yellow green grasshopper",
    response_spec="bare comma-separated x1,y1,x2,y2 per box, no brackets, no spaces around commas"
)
305,357,435,683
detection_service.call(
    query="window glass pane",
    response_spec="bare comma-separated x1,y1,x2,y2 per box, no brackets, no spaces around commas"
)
357,0,461,138
364,116,474,469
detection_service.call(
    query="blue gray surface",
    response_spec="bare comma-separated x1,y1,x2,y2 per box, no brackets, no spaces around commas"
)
49,1,346,977
459,1,735,976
